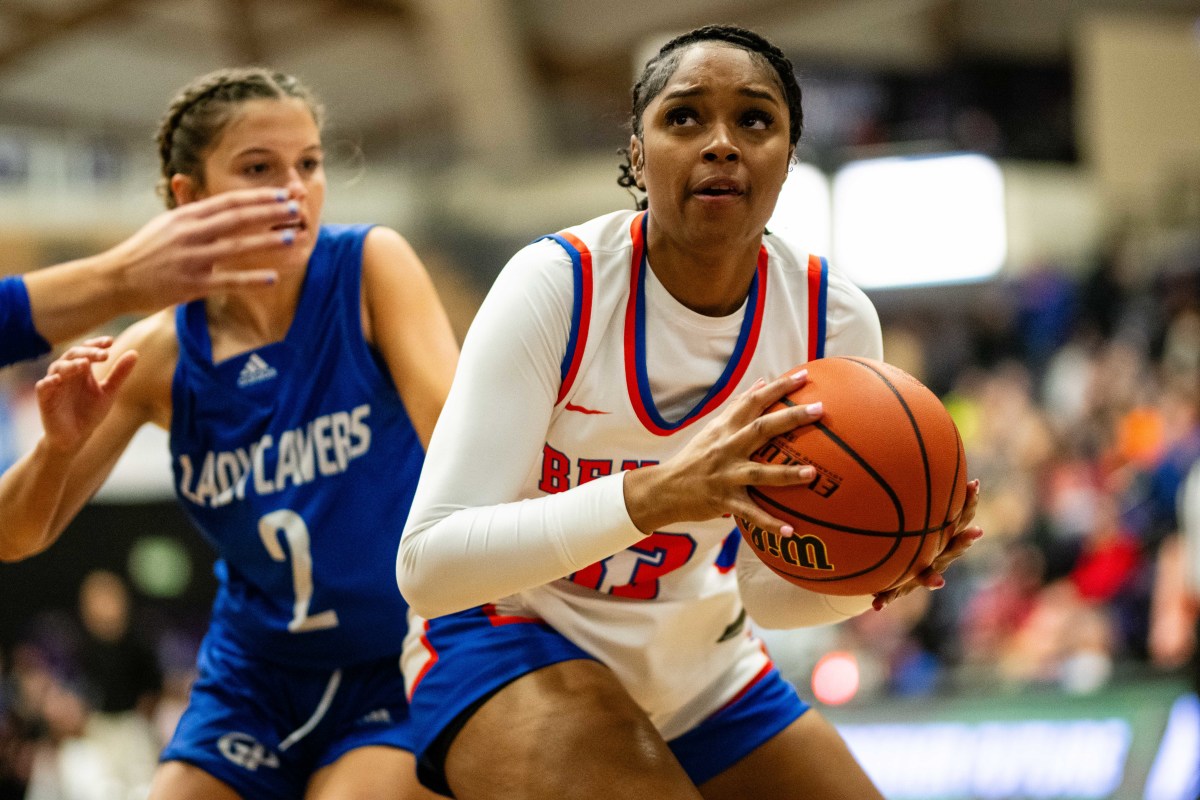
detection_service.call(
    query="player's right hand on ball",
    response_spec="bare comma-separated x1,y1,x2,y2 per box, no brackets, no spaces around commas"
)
623,370,823,535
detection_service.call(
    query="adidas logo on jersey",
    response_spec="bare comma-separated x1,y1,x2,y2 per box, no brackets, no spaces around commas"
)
360,708,392,725
237,353,278,387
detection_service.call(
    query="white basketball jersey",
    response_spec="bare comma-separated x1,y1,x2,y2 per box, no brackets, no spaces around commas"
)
457,209,882,738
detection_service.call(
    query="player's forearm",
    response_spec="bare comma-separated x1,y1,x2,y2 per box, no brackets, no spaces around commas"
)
23,253,128,345
398,474,644,618
0,439,76,561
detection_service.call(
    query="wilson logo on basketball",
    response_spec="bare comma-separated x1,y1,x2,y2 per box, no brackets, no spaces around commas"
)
744,524,835,572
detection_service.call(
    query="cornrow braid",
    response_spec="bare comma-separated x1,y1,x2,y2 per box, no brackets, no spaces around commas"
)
155,67,324,208
616,24,804,209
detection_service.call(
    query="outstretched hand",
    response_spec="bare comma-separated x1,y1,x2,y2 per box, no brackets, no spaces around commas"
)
35,338,138,454
110,187,301,309
624,369,825,535
871,480,984,610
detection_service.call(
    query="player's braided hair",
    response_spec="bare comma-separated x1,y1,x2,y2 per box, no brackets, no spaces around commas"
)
155,67,324,208
617,25,803,210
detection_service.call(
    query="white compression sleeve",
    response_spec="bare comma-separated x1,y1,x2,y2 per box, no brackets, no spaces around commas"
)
397,241,646,619
736,538,874,629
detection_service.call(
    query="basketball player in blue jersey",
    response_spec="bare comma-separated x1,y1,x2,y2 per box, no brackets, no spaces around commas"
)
0,68,456,800
397,25,983,800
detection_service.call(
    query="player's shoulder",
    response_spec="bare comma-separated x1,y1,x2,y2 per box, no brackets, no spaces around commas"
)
553,209,640,250
109,309,178,413
360,224,422,274
113,308,178,358
517,209,640,282
763,230,826,273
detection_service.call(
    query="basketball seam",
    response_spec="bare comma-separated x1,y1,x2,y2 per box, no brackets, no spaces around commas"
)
745,487,946,537
750,357,960,592
842,357,936,587
772,402,907,530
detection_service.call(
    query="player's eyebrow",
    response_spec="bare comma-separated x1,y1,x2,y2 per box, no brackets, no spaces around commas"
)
660,85,781,104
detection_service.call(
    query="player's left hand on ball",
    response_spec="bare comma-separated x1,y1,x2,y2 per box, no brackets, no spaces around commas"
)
872,479,983,611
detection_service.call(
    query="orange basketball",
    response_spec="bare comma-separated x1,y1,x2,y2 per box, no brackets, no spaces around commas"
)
736,357,967,596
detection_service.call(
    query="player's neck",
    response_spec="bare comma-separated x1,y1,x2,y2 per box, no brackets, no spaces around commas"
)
206,270,305,356
645,226,761,317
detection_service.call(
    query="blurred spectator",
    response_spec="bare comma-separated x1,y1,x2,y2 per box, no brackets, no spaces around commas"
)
70,571,162,800
997,579,1117,694
0,643,71,800
958,543,1044,672
2,573,167,800
1013,262,1078,376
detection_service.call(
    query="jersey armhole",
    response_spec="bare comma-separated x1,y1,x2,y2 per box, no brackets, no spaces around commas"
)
539,232,593,405
806,254,829,362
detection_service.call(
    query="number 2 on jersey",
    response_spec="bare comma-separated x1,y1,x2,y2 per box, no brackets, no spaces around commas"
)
258,509,339,632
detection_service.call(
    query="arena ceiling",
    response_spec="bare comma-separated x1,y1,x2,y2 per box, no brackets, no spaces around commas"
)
0,0,1198,165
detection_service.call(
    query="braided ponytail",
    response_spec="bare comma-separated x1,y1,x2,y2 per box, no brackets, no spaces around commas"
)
155,67,324,208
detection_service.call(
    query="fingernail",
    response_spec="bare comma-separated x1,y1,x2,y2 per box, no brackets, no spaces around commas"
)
752,377,766,388
281,229,296,245
798,466,816,481
780,524,794,536
931,575,946,589
275,189,288,202
286,200,300,215
804,402,823,415
790,368,808,382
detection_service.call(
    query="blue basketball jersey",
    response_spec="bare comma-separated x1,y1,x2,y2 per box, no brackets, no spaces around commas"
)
171,224,423,670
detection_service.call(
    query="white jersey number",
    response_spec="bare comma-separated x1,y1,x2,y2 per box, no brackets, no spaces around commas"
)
258,509,340,632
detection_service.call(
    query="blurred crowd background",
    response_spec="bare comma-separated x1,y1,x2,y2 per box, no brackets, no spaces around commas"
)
1,0,1199,798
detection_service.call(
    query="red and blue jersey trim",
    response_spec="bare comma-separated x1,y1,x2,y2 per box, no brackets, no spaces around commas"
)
540,232,594,403
806,254,828,362
714,529,740,574
715,659,775,714
407,619,438,700
625,212,768,436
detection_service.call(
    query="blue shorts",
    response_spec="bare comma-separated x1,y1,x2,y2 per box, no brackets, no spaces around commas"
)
161,636,414,800
408,606,806,794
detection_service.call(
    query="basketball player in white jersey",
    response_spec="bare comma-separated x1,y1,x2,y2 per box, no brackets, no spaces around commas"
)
397,25,982,800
